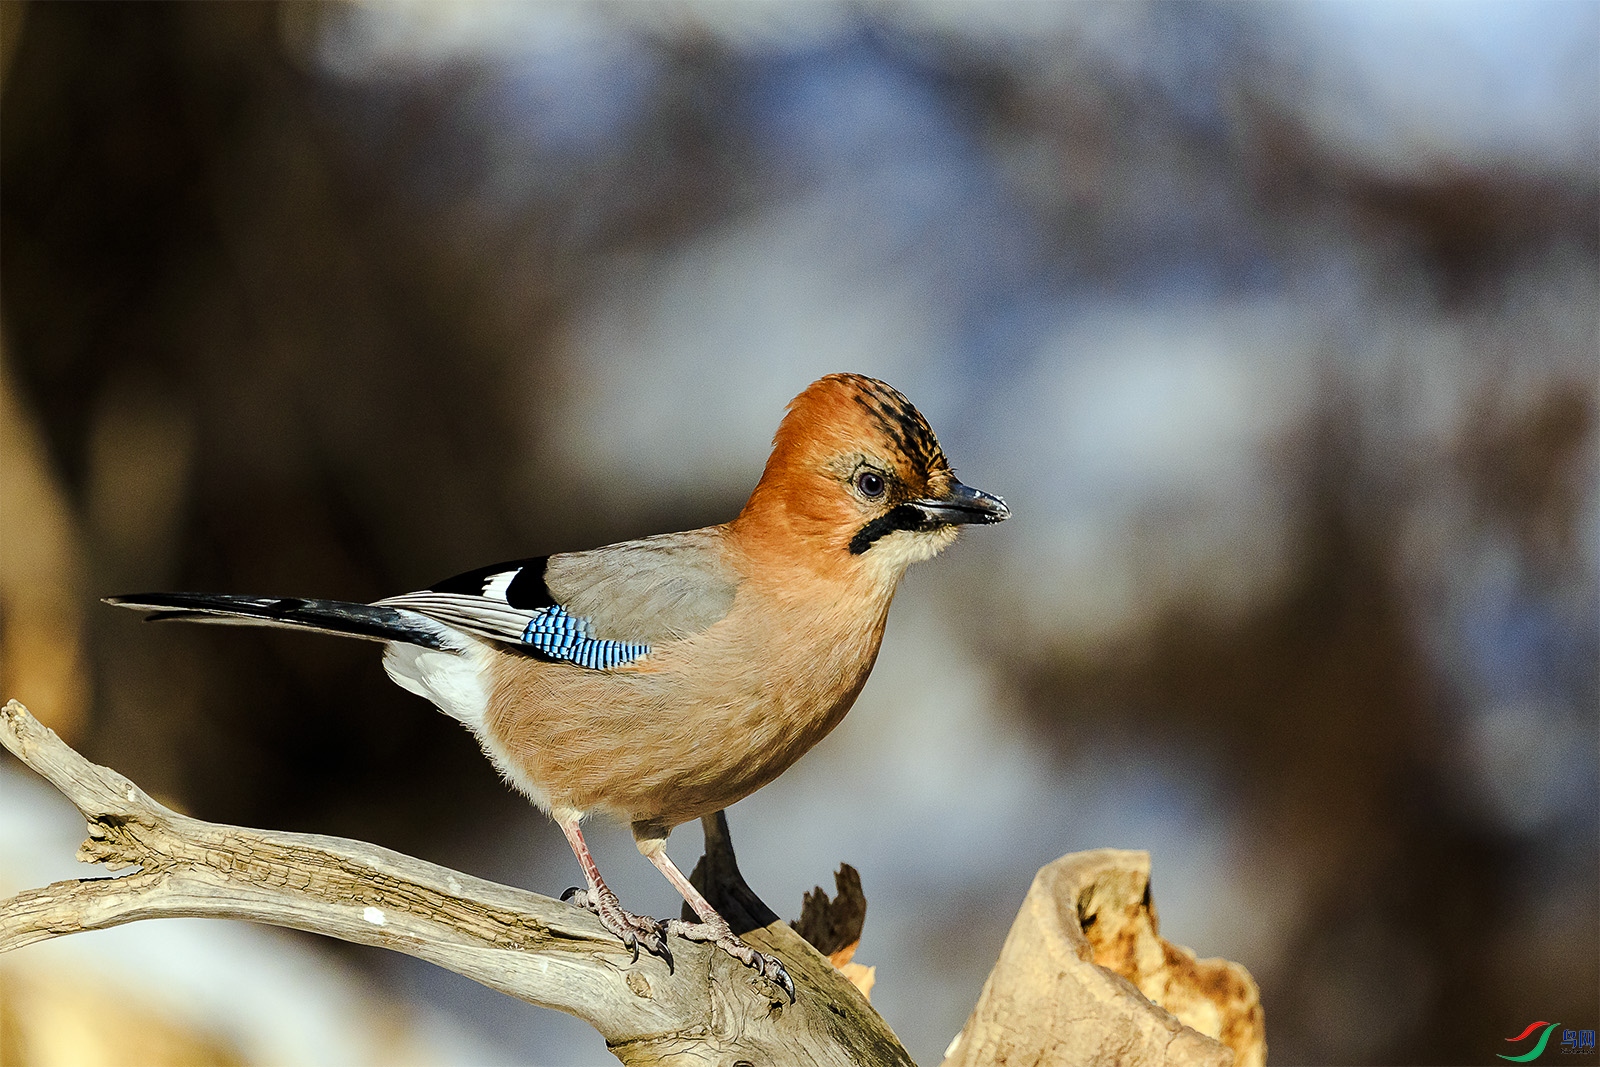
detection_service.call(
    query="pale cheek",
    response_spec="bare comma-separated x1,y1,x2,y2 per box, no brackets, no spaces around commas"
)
865,526,960,577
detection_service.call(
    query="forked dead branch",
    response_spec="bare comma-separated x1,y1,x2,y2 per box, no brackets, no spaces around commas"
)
1,700,1264,1066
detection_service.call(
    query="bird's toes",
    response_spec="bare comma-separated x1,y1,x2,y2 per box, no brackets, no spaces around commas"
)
574,889,672,968
661,916,729,944
616,909,672,969
663,918,795,1000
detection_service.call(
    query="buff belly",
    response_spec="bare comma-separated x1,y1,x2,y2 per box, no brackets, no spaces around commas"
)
481,615,880,828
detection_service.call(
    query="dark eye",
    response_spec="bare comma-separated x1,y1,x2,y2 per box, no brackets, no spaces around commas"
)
855,470,885,498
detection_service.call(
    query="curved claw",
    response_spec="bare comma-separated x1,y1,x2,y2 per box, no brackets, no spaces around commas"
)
767,957,797,1003
560,886,583,904
652,927,672,979
626,924,673,971
750,950,795,1002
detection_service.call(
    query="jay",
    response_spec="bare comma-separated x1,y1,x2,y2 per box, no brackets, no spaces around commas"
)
109,373,1009,998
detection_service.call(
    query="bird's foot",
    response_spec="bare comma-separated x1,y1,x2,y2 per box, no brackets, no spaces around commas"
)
665,916,796,1002
562,886,672,969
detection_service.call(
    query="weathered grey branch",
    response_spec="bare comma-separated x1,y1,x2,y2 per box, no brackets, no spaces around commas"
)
0,700,911,1066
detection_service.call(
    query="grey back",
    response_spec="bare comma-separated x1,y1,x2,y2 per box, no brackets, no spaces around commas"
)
545,525,740,645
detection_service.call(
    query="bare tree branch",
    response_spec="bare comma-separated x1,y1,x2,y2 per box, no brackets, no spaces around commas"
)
0,700,912,1066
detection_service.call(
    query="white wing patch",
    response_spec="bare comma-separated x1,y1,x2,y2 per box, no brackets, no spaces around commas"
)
482,571,516,601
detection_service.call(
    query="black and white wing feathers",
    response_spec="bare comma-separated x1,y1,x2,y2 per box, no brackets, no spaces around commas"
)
381,528,739,670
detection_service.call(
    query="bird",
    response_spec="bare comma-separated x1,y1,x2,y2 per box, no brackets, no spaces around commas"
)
107,372,1009,999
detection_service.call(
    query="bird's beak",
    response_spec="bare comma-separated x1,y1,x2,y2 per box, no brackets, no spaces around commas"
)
912,478,1010,526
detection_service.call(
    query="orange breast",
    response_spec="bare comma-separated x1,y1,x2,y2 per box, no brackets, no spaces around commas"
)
482,576,893,828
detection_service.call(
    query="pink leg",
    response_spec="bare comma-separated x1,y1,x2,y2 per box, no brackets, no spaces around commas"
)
556,814,671,965
641,842,795,1001
645,845,720,923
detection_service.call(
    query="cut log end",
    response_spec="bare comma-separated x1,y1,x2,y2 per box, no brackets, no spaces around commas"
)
942,849,1265,1067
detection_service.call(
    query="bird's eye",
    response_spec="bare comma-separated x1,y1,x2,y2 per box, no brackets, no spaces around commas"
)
855,470,886,498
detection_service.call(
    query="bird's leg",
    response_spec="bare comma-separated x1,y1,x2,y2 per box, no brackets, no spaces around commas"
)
635,829,795,1001
556,813,672,967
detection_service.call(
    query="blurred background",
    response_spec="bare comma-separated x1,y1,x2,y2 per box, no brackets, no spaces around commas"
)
1,2,1595,1064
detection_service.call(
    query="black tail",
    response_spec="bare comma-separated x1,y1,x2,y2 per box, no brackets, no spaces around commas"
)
105,593,451,649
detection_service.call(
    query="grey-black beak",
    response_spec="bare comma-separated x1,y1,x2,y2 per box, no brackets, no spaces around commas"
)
912,479,1010,526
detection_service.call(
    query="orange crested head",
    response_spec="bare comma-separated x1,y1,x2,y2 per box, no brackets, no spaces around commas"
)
735,373,1008,574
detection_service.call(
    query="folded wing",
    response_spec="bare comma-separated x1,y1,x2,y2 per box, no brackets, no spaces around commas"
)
380,526,738,670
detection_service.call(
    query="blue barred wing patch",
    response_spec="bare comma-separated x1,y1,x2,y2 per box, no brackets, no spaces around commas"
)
523,605,650,669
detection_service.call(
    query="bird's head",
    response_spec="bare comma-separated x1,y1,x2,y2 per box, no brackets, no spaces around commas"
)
737,374,1008,580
